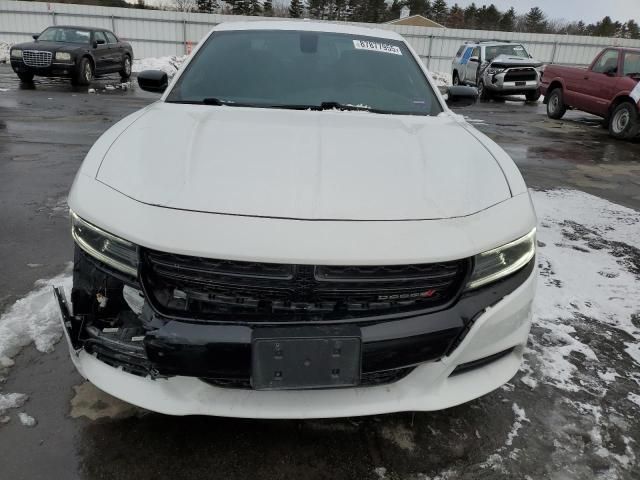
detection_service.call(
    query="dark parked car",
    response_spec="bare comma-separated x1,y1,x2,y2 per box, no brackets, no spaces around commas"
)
9,26,133,85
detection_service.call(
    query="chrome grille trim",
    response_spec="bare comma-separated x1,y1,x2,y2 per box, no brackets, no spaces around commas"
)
23,50,53,68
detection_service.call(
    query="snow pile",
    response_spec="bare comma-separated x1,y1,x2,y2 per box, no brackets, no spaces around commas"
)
133,55,186,76
0,41,10,63
529,189,640,391
18,412,36,427
430,71,452,88
0,269,72,361
0,393,28,416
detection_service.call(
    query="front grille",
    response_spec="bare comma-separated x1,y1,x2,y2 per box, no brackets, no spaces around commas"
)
23,50,53,67
200,367,415,389
504,68,537,82
141,250,469,323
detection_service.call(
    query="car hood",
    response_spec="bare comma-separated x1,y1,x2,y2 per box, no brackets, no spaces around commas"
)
95,103,511,221
489,54,542,69
14,41,86,53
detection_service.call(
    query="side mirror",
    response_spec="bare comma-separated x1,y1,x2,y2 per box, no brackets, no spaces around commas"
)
605,67,617,76
32,34,39,40
469,56,479,63
138,70,168,93
93,39,106,48
446,86,478,108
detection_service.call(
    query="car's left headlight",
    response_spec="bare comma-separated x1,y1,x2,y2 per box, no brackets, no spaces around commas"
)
10,49,23,58
71,211,139,277
466,228,536,289
55,52,72,61
487,67,505,75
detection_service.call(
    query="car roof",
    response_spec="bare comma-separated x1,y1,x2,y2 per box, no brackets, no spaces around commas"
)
213,20,404,42
44,25,112,33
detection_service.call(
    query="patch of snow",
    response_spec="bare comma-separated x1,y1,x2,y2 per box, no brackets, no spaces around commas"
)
18,412,36,427
0,393,28,415
373,467,387,479
597,368,620,383
0,268,72,362
0,40,11,63
104,84,116,91
0,355,14,368
505,403,529,446
429,71,451,88
628,392,640,408
88,88,96,94
480,403,530,472
530,189,640,391
133,55,186,76
0,415,10,424
0,88,9,93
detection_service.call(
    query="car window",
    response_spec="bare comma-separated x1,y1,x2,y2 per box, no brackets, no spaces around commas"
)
623,51,640,76
484,44,529,62
455,45,465,57
471,47,480,59
39,27,91,44
105,32,118,44
166,30,442,116
94,31,108,44
592,50,619,74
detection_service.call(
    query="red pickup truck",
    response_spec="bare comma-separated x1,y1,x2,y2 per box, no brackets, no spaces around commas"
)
540,47,640,139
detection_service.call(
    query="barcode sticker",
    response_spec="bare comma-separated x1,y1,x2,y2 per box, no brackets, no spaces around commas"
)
353,40,402,55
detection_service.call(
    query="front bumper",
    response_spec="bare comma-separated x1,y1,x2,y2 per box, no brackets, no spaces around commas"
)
483,71,540,94
55,247,536,418
11,59,76,77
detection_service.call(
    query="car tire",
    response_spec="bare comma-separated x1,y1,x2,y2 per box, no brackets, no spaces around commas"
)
452,72,460,86
609,102,639,140
478,80,491,101
120,55,132,80
526,89,542,102
17,72,34,83
74,57,93,86
546,88,566,119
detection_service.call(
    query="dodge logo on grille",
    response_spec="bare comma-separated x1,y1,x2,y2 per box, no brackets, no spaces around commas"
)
378,289,436,301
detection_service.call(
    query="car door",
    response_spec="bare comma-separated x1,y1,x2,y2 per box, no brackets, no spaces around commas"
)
457,46,474,84
579,49,622,116
92,31,110,73
465,47,481,85
105,31,123,72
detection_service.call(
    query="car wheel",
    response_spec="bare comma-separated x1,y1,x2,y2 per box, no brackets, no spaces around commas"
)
17,72,34,83
609,102,639,140
478,80,491,101
120,55,132,80
74,58,93,86
452,72,460,86
525,89,541,102
546,88,566,119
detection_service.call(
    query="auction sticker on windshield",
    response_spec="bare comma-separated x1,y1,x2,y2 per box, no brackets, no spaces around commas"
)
353,40,402,55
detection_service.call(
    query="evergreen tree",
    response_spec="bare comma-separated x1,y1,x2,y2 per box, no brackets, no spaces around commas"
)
498,7,515,31
406,0,431,18
592,16,617,37
196,0,215,13
463,2,478,29
524,7,546,33
388,0,402,20
626,19,640,39
307,0,324,18
263,0,273,15
479,4,501,30
289,0,304,17
447,3,465,29
431,0,448,25
248,0,262,15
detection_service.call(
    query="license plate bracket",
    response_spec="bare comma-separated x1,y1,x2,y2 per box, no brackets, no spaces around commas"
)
251,326,361,390
516,81,526,86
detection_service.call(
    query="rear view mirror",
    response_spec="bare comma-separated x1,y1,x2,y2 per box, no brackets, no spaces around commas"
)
138,70,169,93
446,86,479,108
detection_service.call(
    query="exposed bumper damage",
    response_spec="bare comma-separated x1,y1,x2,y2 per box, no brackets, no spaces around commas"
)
56,245,535,393
479,55,542,95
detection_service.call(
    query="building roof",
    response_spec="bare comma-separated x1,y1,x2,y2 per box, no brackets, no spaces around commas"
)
385,15,444,28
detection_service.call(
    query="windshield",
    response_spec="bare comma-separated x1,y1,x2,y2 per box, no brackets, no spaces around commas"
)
38,27,91,44
485,44,530,62
166,30,442,116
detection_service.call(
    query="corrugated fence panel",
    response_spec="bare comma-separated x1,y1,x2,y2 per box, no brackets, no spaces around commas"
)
2,0,640,71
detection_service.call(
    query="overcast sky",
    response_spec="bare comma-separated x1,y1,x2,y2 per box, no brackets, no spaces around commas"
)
452,0,639,24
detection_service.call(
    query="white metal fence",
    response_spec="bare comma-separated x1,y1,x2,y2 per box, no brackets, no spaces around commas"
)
2,0,640,73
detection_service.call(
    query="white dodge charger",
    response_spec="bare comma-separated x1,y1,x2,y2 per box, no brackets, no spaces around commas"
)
56,21,537,418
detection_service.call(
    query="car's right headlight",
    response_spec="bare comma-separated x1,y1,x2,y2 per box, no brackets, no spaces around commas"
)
55,52,72,61
487,67,505,75
71,211,139,277
10,49,23,58
466,228,536,289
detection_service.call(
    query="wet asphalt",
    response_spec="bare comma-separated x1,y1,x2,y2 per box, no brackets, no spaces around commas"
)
0,64,639,480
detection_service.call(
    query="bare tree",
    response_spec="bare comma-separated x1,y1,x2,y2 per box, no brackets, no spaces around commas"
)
174,0,197,11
